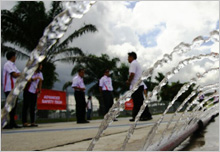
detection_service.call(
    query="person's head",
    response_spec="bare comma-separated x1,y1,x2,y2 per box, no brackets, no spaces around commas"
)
78,68,85,78
6,51,16,62
128,52,137,63
104,69,110,76
88,96,92,100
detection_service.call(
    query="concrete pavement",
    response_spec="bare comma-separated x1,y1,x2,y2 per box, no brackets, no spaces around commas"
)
1,114,186,151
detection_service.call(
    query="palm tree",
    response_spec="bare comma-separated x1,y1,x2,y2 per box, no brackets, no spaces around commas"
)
63,54,129,116
1,1,97,89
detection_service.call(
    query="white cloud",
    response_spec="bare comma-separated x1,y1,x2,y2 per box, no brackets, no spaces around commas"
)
1,1,219,91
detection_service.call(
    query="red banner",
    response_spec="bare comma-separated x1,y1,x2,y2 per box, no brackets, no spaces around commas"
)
37,89,66,110
124,99,133,111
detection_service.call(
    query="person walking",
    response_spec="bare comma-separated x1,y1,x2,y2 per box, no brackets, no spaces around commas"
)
72,68,89,124
86,96,93,120
126,52,152,122
22,63,43,127
3,51,21,129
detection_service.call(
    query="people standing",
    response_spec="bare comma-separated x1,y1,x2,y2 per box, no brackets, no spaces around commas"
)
126,52,152,122
22,63,43,127
3,51,21,129
72,68,89,124
99,69,114,114
142,83,152,121
86,96,93,120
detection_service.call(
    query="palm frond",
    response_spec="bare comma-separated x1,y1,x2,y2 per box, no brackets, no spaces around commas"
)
62,81,72,91
58,24,97,49
47,1,63,20
46,47,85,62
53,56,86,63
54,47,85,57
1,43,30,59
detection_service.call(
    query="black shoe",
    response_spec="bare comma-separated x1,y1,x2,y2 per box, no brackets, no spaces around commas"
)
77,120,90,124
140,117,153,121
3,124,13,129
129,119,135,122
13,124,22,128
23,123,31,127
114,119,118,121
30,123,38,127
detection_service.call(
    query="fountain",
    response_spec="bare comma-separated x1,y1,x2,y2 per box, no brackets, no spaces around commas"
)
1,1,219,151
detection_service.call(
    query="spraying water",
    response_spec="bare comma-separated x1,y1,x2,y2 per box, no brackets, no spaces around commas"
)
151,68,219,147
122,52,219,150
88,30,219,151
167,86,219,141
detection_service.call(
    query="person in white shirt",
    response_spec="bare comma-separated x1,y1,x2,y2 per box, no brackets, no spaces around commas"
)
99,69,114,114
22,63,43,127
86,96,93,120
3,51,21,129
72,68,89,124
126,52,152,122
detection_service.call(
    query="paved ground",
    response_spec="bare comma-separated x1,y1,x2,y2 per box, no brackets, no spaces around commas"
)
0,113,212,151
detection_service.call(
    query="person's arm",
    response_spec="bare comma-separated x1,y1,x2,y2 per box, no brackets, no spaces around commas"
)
73,86,85,91
99,78,103,94
99,87,102,94
144,89,148,98
126,73,135,86
38,79,42,94
11,72,20,78
31,76,42,81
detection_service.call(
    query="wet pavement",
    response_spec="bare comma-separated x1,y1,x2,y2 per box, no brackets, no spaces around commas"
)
174,116,219,151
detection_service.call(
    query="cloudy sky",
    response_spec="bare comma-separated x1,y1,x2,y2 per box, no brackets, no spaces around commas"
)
1,1,219,97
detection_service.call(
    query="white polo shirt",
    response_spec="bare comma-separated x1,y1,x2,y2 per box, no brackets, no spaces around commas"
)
3,60,20,92
99,75,113,91
129,60,143,90
72,74,85,91
28,72,44,94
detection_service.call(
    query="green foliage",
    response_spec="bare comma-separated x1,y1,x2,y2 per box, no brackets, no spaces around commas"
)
41,61,59,89
145,72,196,104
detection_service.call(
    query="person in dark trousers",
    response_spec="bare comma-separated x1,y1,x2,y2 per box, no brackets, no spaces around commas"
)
3,51,21,129
99,69,118,121
142,83,152,120
72,68,89,124
22,63,43,127
126,52,152,122
86,96,93,120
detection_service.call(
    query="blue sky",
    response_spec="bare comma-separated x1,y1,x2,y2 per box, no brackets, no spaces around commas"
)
138,23,166,47
125,1,138,9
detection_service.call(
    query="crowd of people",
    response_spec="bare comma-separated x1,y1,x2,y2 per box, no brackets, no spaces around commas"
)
2,51,153,128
